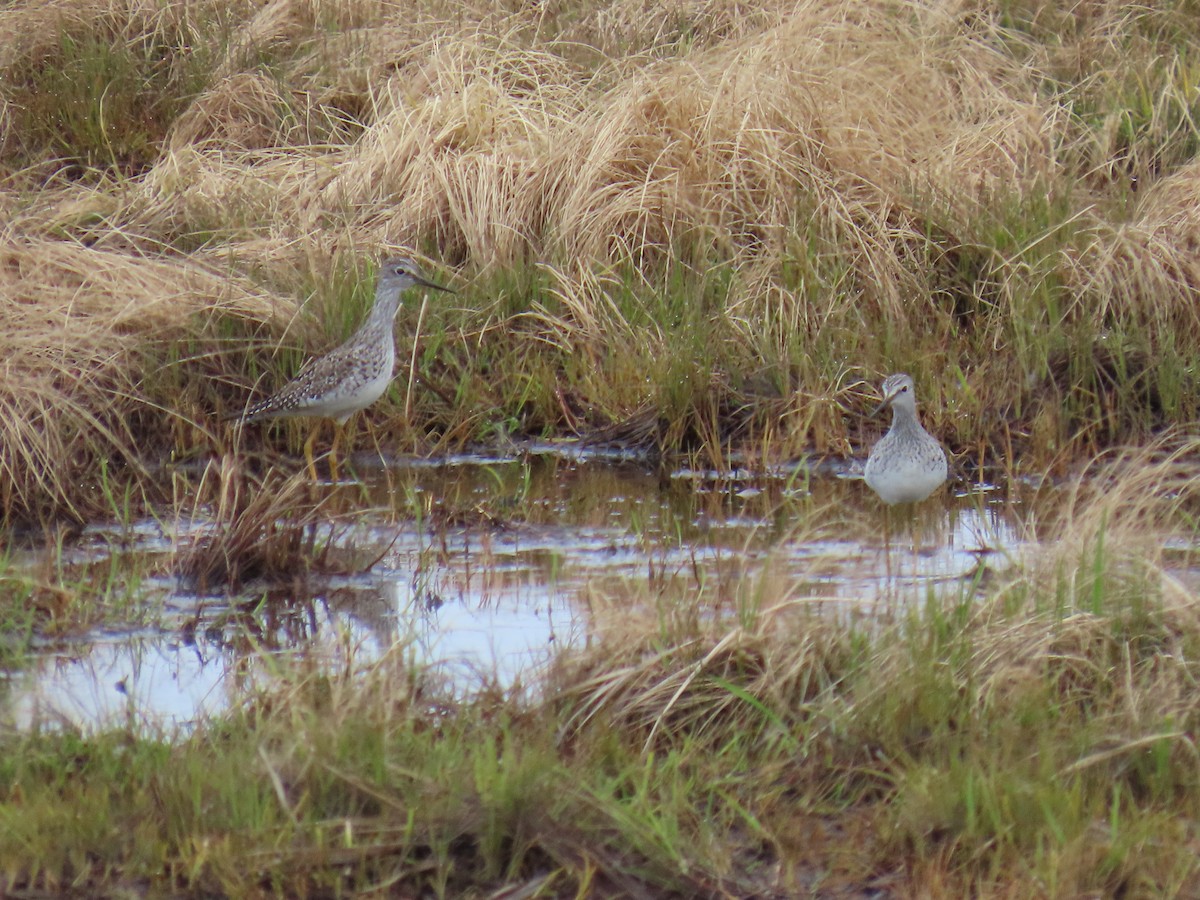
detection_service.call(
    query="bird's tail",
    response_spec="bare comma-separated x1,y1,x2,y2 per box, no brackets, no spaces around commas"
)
222,402,265,424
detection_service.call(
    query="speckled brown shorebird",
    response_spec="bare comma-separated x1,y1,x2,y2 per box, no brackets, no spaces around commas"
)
863,373,948,505
231,257,452,476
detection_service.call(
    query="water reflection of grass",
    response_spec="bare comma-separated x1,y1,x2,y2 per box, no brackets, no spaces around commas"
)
0,523,165,662
3,444,1200,895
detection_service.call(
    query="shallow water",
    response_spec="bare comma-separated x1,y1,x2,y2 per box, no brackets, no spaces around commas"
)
1,450,1028,733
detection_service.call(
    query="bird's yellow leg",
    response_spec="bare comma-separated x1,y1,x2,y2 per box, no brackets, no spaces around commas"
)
304,422,320,480
329,421,343,481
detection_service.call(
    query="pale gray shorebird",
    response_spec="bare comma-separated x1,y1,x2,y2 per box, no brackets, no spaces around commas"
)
863,373,948,504
230,257,452,476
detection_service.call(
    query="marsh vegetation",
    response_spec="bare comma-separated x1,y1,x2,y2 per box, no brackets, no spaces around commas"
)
4,0,1200,895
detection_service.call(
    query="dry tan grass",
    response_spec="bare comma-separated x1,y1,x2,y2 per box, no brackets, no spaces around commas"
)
0,237,293,521
106,0,1060,284
1019,434,1200,569
172,453,331,589
1069,161,1200,338
0,0,199,69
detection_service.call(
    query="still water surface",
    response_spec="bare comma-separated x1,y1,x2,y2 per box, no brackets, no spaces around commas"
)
1,450,1026,733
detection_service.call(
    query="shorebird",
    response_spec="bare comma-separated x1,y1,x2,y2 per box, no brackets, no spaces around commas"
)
863,373,948,505
230,256,452,476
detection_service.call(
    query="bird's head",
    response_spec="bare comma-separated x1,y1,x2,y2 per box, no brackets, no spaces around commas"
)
377,257,453,294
